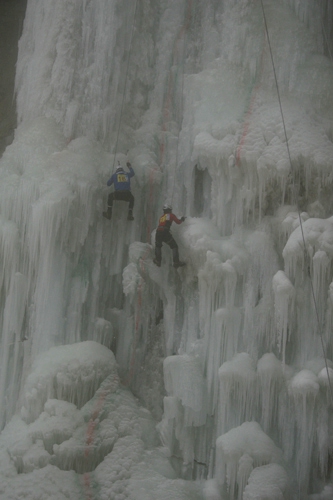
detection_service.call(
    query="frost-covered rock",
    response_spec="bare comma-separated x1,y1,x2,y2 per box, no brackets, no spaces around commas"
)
0,341,204,500
243,463,289,500
21,341,117,422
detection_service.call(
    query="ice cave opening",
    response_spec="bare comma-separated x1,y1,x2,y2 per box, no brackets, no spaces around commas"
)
0,1,333,499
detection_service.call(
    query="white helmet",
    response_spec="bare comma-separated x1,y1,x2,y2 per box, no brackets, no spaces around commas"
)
116,166,123,172
163,204,172,211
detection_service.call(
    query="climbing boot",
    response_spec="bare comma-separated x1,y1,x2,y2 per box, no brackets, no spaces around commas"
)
103,207,112,220
153,258,161,267
172,248,183,267
127,209,134,221
174,261,185,268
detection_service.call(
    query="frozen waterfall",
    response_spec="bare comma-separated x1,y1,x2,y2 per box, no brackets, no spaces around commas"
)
0,0,333,499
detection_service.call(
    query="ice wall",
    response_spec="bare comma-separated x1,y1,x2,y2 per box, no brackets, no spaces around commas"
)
0,0,333,499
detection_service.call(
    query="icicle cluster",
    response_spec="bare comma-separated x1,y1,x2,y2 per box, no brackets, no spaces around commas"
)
0,0,333,499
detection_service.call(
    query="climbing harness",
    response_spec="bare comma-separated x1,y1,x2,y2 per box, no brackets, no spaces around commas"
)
260,0,333,405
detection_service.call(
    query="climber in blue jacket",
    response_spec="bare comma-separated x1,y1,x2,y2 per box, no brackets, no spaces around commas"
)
103,162,135,220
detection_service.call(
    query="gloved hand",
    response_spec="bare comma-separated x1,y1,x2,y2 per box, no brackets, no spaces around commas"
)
181,216,186,222
126,161,131,167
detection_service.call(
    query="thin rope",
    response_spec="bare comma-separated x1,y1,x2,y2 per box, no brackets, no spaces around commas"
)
171,0,192,205
320,4,333,61
111,0,138,170
260,0,333,405
124,2,192,387
171,35,187,204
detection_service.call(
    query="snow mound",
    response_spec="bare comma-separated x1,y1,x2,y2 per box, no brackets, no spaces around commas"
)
243,463,289,500
283,217,333,279
289,369,320,398
0,340,204,500
22,341,116,422
216,421,284,499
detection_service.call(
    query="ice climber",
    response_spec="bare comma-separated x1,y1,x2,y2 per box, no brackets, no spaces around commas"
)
103,161,135,220
153,205,186,268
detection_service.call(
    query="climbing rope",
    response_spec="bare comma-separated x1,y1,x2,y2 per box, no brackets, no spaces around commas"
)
260,0,333,405
111,0,139,170
171,0,192,205
124,1,193,388
235,27,266,167
320,6,333,61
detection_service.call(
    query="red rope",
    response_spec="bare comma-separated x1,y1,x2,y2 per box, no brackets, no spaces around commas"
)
235,33,266,166
123,0,193,398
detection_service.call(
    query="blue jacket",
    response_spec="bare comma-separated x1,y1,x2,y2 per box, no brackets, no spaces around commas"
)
107,167,134,191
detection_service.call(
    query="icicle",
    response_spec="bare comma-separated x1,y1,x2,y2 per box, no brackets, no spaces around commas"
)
0,219,19,294
257,353,284,433
312,250,330,324
0,272,28,429
237,454,253,500
215,422,283,500
272,270,295,364
289,369,320,489
218,353,256,436
163,354,206,427
204,307,242,414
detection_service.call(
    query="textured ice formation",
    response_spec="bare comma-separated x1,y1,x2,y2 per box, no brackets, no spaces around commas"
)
216,422,285,499
0,341,203,499
0,0,333,498
243,463,289,500
21,341,116,422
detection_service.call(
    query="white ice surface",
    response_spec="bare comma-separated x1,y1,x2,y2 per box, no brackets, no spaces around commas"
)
216,421,284,499
1,0,333,498
0,342,203,499
243,463,289,500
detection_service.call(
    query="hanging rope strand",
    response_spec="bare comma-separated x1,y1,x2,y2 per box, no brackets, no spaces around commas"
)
320,10,333,61
260,0,333,405
171,32,187,204
112,0,139,170
171,0,192,205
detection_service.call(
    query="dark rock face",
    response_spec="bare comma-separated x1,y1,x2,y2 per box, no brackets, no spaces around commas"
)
0,0,27,158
